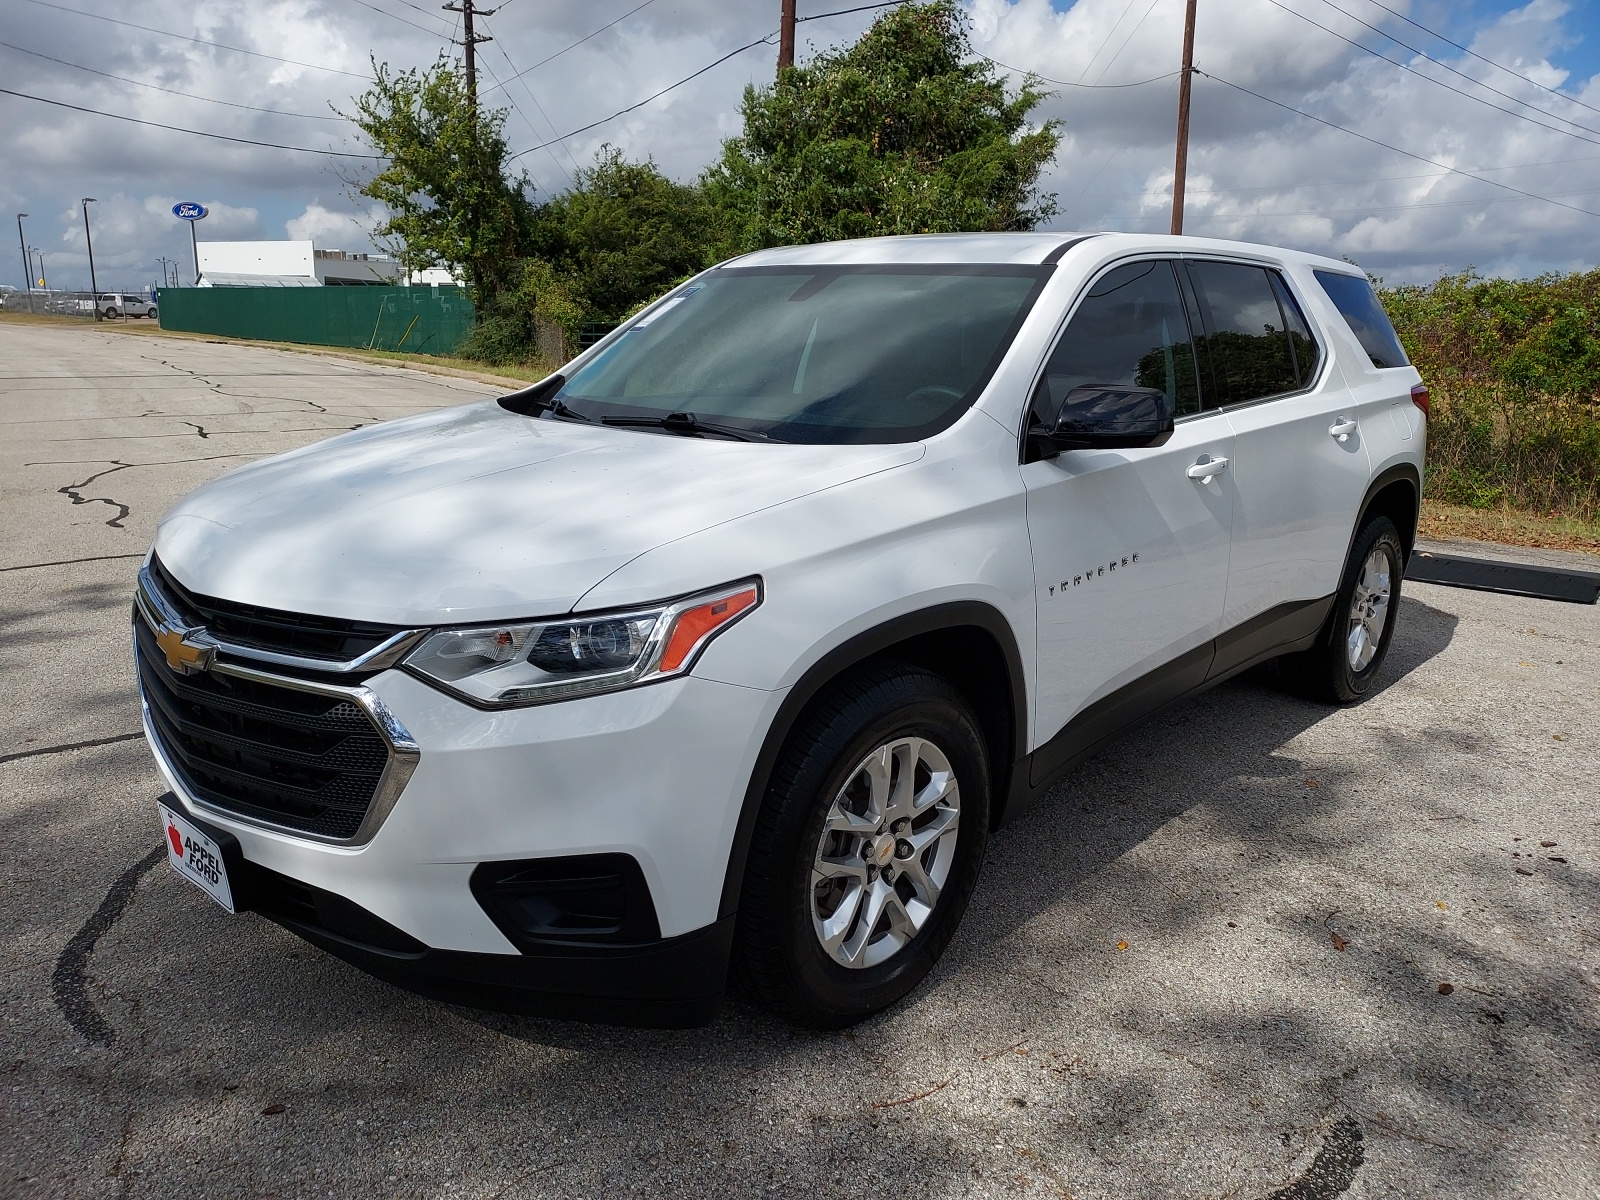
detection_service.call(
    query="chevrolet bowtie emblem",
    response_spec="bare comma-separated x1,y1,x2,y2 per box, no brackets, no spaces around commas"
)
156,626,215,675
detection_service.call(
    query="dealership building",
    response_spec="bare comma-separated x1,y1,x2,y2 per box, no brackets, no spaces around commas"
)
195,240,407,287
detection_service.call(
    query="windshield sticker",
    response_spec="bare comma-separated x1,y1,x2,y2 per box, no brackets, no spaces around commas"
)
630,286,702,330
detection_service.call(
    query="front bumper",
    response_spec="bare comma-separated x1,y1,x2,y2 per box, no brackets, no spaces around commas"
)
141,653,783,1025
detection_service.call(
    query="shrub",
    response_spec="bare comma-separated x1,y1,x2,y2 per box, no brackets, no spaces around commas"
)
1383,270,1600,521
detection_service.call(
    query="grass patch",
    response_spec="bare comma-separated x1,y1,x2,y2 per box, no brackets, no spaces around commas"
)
1418,499,1600,555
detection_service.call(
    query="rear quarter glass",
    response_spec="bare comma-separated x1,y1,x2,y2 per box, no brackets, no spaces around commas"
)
1313,270,1410,369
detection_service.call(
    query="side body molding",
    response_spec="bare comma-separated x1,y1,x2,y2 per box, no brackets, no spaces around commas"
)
716,602,1028,919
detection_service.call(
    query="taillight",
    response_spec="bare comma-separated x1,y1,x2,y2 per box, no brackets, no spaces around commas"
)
1410,382,1430,418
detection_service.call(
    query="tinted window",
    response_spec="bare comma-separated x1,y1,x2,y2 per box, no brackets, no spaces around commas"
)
1188,262,1299,405
1030,260,1201,429
559,265,1046,444
1313,269,1409,369
1269,274,1322,387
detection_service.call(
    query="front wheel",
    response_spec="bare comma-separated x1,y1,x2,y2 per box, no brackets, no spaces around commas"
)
734,665,990,1028
1280,514,1405,703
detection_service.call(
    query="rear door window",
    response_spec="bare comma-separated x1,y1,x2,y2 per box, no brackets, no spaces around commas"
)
1185,261,1303,407
1030,259,1202,430
1270,274,1322,388
1313,270,1410,368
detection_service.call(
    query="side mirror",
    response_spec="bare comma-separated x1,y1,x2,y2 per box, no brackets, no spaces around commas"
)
1029,383,1175,458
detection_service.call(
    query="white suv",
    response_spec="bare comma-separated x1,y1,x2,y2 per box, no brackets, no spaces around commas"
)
135,233,1426,1028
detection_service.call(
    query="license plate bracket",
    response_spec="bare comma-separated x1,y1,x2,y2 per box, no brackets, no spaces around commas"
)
158,799,246,913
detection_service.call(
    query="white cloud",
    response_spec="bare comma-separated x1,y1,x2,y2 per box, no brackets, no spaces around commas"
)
285,202,378,246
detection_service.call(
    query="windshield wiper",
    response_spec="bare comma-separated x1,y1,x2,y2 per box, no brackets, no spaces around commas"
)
498,374,590,421
601,411,771,442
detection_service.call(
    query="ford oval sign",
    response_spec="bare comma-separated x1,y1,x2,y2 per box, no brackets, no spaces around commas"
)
172,202,208,221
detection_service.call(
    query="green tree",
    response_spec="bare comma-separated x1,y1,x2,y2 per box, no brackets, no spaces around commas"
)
348,56,535,305
531,146,721,324
704,0,1060,251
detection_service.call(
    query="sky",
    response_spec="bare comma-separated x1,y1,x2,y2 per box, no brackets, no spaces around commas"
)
2,0,1598,293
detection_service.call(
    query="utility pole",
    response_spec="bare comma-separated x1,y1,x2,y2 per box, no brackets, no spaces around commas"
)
442,0,494,115
1170,0,1198,235
82,197,100,318
778,0,796,72
16,213,34,315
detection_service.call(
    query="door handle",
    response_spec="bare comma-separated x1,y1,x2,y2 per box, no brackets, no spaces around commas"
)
1186,456,1229,483
1329,417,1358,442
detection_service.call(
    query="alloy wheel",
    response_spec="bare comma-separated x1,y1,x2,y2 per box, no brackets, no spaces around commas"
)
809,736,960,969
1346,546,1393,672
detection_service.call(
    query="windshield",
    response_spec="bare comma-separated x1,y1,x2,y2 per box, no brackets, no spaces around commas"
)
556,264,1049,444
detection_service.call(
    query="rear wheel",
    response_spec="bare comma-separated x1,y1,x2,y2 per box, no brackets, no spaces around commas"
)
734,664,990,1028
1280,514,1404,703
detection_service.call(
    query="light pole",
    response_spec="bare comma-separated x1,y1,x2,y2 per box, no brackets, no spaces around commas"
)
29,247,46,290
16,213,35,315
81,197,100,319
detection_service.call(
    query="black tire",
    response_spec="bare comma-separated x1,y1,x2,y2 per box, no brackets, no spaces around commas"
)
103,308,119,319
1280,514,1405,704
734,664,990,1028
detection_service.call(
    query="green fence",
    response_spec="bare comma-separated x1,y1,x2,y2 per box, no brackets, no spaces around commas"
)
155,285,476,356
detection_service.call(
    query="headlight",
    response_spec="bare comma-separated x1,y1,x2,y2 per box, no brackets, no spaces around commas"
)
402,579,761,707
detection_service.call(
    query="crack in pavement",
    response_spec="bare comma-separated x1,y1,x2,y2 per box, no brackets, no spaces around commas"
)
38,453,256,529
149,353,338,415
148,355,256,415
52,843,164,1047
182,421,209,439
0,732,143,765
58,461,134,528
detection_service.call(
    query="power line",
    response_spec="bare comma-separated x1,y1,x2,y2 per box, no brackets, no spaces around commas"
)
1077,0,1143,85
478,11,582,178
0,86,380,157
1113,185,1600,221
345,0,452,36
474,20,573,188
1354,0,1600,120
482,0,661,94
1262,0,1600,148
383,0,455,19
0,39,344,120
17,0,369,79
796,2,905,21
1303,0,1600,135
1198,71,1600,219
1089,0,1163,86
979,56,1183,89
508,31,778,160
1082,156,1600,200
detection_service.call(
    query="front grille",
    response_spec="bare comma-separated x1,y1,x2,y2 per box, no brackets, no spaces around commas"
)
136,619,390,839
150,555,407,663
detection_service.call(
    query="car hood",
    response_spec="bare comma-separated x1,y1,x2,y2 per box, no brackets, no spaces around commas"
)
154,400,924,625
